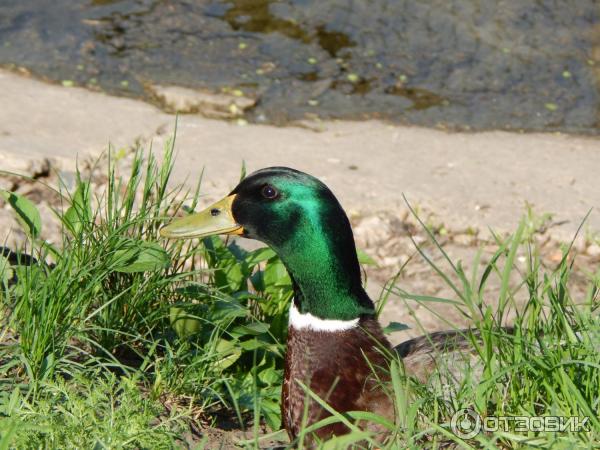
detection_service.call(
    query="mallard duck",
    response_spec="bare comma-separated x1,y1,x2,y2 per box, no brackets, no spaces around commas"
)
160,167,480,443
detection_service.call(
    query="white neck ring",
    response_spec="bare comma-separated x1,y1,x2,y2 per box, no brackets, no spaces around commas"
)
288,303,359,332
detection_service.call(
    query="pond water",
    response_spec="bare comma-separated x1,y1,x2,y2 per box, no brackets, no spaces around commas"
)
0,0,598,133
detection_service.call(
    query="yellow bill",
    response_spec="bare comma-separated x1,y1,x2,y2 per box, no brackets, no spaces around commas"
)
160,194,244,239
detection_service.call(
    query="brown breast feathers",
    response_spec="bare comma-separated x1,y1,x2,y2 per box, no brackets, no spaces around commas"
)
282,316,395,445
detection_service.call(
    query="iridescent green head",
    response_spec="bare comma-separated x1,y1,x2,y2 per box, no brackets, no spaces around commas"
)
161,167,374,321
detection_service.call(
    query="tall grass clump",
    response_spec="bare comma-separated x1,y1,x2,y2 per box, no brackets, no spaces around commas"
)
0,136,293,447
0,139,194,382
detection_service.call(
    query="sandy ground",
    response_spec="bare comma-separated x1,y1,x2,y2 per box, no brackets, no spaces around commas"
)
1,69,599,237
1,69,599,346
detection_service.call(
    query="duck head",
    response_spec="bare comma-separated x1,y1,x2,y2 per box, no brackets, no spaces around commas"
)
161,167,375,321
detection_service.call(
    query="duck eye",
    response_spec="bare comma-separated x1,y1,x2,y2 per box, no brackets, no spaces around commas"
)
261,184,279,199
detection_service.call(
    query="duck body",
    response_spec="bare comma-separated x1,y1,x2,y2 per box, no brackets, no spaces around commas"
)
283,305,394,440
160,167,474,444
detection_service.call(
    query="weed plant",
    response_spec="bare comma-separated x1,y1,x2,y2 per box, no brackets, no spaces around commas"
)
0,138,291,447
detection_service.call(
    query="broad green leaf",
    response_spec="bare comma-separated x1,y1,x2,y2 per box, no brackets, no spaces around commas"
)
263,257,291,289
202,235,227,267
258,367,281,385
63,181,92,235
169,306,202,338
111,239,170,273
226,241,247,262
203,237,249,291
210,299,248,321
213,339,242,369
238,338,282,356
250,269,265,291
244,247,276,267
238,338,263,351
260,397,282,431
230,321,270,338
221,262,245,292
1,191,42,238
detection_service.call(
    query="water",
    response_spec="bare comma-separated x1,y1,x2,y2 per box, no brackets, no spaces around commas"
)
0,0,598,133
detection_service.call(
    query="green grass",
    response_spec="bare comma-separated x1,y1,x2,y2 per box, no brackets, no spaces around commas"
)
1,371,189,449
0,136,598,449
